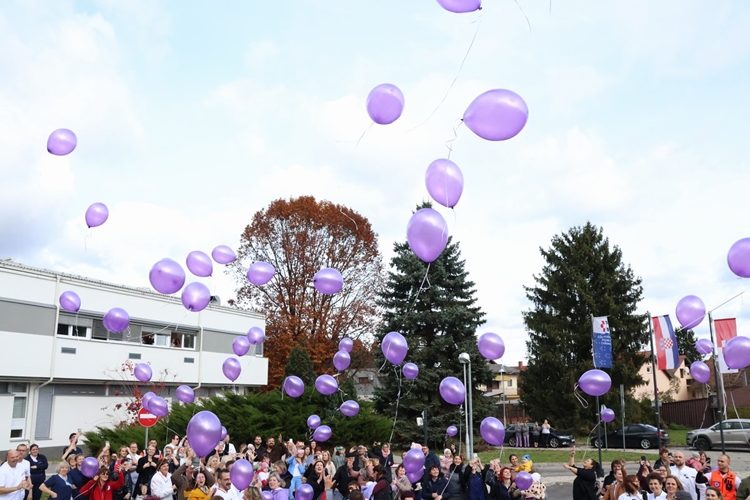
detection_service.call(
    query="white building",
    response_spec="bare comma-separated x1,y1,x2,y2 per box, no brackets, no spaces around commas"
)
0,260,268,451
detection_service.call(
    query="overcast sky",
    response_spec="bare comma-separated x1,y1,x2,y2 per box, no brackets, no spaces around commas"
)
1,1,749,367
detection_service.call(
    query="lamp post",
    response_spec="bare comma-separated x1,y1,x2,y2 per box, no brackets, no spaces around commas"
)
500,365,507,427
459,352,474,458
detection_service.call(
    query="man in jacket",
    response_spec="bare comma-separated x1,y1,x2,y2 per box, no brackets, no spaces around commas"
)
421,446,440,472
421,465,451,500
710,455,740,500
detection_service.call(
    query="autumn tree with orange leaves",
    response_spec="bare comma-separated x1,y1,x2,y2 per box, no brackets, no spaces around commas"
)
228,196,383,388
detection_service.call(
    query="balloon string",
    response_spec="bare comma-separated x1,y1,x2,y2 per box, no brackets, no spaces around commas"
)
387,365,403,445
446,119,464,160
406,13,483,133
512,0,532,32
354,121,375,149
573,383,589,408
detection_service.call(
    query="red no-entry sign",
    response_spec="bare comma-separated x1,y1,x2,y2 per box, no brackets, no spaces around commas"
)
138,407,158,428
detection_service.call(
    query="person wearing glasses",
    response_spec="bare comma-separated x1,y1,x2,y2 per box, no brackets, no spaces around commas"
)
79,465,126,500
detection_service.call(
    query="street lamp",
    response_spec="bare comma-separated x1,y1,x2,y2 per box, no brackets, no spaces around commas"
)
500,365,507,427
459,352,474,458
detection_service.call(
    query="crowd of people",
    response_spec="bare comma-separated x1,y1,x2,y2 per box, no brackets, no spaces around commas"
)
2,434,750,500
566,446,750,500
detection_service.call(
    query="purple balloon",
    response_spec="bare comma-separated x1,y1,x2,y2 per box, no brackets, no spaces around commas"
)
312,425,332,442
262,492,273,500
186,251,213,277
284,376,305,398
230,458,254,490
80,457,99,477
676,295,706,330
315,374,338,396
436,0,481,13
212,245,237,265
47,128,78,156
690,361,711,384
296,484,315,500
696,338,714,355
463,89,528,141
478,332,505,360
247,261,275,286
247,326,265,345
578,369,612,397
85,202,109,228
366,83,405,125
150,396,169,417
600,408,615,423
181,282,211,312
307,414,321,429
59,291,81,312
187,410,222,457
402,448,425,474
407,208,449,263
480,417,505,446
340,400,360,417
134,363,152,383
728,238,750,278
402,363,419,379
724,336,750,369
313,268,344,295
333,350,351,371
223,357,242,382
382,331,408,365
103,307,129,333
515,472,533,490
141,392,155,412
406,469,423,483
339,337,354,352
446,425,458,437
425,159,464,208
233,336,251,356
176,385,195,404
220,426,228,441
149,258,186,294
440,376,466,405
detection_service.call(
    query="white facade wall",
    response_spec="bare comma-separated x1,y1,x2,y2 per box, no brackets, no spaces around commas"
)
0,261,268,451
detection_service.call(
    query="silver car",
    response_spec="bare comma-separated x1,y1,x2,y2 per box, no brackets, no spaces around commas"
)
687,419,750,450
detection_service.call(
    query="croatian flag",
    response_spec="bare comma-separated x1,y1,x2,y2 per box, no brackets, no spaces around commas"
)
653,315,679,370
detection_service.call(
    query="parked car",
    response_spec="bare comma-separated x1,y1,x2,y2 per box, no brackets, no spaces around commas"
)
590,424,669,449
504,424,575,448
687,419,750,451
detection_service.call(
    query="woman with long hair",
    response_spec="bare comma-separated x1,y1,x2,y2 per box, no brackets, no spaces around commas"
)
262,473,289,500
604,467,628,500
489,467,515,500
664,476,684,500
184,471,212,500
617,475,641,500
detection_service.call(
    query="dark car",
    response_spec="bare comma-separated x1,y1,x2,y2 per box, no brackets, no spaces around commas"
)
590,424,669,449
504,424,575,448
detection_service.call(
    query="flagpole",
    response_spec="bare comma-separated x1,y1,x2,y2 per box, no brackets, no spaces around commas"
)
592,314,603,467
708,312,726,454
648,313,662,449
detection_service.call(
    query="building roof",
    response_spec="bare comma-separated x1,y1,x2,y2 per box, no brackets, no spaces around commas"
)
487,362,522,375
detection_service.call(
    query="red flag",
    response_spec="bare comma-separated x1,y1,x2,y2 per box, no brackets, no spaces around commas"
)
714,318,737,348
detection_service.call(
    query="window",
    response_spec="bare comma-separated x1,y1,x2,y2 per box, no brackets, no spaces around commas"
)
57,314,92,339
680,368,685,379
9,384,28,439
507,379,512,387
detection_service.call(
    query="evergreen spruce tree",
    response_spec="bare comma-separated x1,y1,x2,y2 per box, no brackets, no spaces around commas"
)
520,222,649,432
373,223,491,448
675,328,700,363
285,345,316,386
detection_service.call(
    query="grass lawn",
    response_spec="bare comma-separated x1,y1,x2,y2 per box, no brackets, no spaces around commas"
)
669,429,688,446
477,448,660,464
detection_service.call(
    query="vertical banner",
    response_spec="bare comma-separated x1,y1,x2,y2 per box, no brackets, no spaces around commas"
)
592,316,612,369
653,315,679,370
716,317,739,374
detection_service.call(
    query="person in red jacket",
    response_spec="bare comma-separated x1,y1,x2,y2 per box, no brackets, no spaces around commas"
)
80,465,126,500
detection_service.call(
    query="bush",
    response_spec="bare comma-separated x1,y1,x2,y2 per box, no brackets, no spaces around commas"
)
84,389,392,456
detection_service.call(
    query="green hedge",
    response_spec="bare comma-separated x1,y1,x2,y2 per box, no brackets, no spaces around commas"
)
84,389,393,455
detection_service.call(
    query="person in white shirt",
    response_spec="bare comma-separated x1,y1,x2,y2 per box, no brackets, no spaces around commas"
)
0,451,31,500
648,473,667,500
671,452,698,500
213,470,241,500
150,460,174,500
14,445,30,500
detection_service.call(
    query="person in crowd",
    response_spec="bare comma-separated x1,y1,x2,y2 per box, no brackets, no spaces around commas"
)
80,465,126,500
638,458,655,492
446,455,465,500
182,469,213,500
25,445,47,500
392,465,413,500
463,457,485,500
370,443,395,481
332,448,345,471
421,446,439,474
15,444,31,495
709,455,740,500
489,467,515,500
366,465,390,500
520,421,530,448
205,456,221,475
648,472,667,500
149,459,173,500
698,453,712,476
332,453,360,500
39,462,74,500
685,453,703,471
531,422,541,449
706,487,725,500
62,432,84,461
655,450,672,470
515,425,522,449
303,460,328,500
605,461,625,490
0,450,31,500
604,467,627,500
665,476,685,500
164,436,182,454
212,469,240,500
563,449,598,500
135,445,159,494
617,475,642,500
261,473,289,500
540,420,551,448
439,450,452,476
286,448,306,498
421,465,450,500
671,451,702,500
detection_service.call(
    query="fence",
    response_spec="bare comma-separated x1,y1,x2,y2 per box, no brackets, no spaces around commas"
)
660,398,714,429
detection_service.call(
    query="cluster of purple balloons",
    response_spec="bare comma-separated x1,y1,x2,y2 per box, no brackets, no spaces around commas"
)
142,391,169,417
402,448,426,482
233,326,265,357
